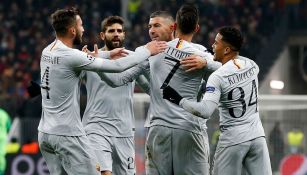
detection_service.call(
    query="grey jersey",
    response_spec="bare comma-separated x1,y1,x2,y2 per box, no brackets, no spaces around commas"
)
143,43,212,129
148,39,219,134
203,56,265,146
98,38,220,134
82,50,136,137
38,40,150,136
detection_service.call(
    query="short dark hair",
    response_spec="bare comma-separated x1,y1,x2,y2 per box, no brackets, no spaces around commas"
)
150,11,174,22
101,16,125,32
176,4,199,35
219,26,243,51
51,8,79,36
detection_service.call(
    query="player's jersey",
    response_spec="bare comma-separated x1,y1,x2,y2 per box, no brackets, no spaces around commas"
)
205,56,265,146
149,38,219,134
143,43,214,130
82,50,135,137
190,43,211,131
38,40,109,136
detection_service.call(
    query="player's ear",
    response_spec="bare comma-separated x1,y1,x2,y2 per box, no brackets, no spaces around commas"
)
194,24,200,33
224,47,230,55
100,32,105,41
170,23,175,32
123,31,126,38
173,23,177,31
69,27,76,35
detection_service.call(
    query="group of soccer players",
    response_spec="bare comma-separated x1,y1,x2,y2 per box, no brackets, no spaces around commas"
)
37,3,272,175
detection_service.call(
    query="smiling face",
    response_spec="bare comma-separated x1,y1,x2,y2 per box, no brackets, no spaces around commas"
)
100,23,125,50
212,33,228,62
148,17,174,42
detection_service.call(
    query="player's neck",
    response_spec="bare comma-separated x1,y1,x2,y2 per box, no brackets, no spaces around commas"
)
222,53,238,65
57,36,74,48
175,31,193,42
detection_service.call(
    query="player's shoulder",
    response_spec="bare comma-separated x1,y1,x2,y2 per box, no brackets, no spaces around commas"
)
190,43,207,52
211,62,234,79
237,56,259,70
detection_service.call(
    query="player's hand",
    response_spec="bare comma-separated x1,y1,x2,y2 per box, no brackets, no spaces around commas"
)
27,81,41,98
180,55,207,72
110,48,129,59
145,41,168,56
162,86,183,105
82,45,89,53
82,44,99,57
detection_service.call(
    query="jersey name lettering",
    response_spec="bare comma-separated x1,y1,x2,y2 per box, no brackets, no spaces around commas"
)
42,55,60,65
164,47,192,61
227,66,256,85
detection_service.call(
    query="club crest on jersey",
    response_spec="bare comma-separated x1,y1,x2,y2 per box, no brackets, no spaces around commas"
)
206,86,215,93
87,55,95,61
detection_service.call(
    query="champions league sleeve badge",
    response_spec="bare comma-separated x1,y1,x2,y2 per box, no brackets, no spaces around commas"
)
87,55,95,62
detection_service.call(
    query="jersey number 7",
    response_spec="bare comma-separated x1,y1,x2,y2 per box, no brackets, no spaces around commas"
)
160,56,180,89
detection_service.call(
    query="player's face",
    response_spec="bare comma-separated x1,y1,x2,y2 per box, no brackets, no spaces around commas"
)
73,15,84,45
212,33,227,62
101,23,125,50
148,17,173,42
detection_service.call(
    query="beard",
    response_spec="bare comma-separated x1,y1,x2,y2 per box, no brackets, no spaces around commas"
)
73,31,82,45
105,38,124,50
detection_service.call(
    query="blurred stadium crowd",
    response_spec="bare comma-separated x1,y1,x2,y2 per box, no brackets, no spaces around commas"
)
0,0,306,118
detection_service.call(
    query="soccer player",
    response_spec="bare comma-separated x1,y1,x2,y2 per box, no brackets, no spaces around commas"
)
82,16,149,175
97,4,221,175
146,10,210,129
163,26,272,175
38,8,167,175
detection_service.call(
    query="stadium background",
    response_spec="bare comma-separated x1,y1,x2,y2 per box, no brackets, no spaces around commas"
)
0,0,307,174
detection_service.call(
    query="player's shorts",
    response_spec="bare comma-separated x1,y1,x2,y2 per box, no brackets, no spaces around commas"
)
212,136,272,175
87,133,135,175
145,125,210,175
38,132,99,175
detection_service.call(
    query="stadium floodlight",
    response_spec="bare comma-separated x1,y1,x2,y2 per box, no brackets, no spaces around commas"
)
270,80,284,90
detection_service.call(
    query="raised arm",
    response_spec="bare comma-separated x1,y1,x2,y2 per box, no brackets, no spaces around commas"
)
75,40,167,73
97,61,149,87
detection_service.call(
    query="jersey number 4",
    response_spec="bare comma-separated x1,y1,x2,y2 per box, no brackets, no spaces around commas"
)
41,66,50,99
227,79,258,118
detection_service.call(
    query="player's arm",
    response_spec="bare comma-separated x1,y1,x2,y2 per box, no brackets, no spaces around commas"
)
136,74,150,95
180,52,221,73
97,61,149,87
73,40,167,73
163,73,221,119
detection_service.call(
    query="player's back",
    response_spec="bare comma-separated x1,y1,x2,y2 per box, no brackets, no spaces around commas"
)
38,40,85,136
213,56,265,146
149,38,211,134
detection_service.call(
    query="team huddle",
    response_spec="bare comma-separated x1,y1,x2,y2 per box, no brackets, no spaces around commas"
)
37,3,272,175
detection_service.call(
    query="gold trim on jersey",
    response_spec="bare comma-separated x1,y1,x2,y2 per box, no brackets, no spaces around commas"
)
176,39,184,49
233,59,241,69
50,40,58,51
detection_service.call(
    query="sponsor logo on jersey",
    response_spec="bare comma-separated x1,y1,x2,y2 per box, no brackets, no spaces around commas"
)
206,86,215,93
